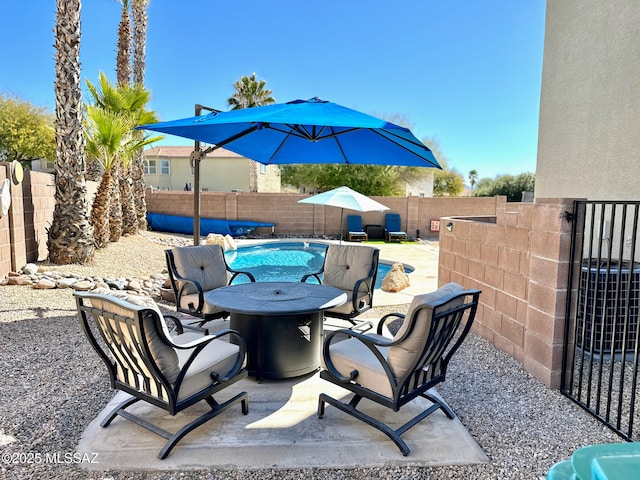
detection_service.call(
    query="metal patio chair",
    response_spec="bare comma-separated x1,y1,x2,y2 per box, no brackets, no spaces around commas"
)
301,244,379,331
165,244,255,328
317,282,481,455
75,289,249,459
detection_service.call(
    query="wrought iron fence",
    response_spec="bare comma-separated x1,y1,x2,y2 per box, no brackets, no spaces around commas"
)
562,200,640,441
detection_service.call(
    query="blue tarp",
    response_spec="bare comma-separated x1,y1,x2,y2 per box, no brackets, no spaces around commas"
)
147,213,274,237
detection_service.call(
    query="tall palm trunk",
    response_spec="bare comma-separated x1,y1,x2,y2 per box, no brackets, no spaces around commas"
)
109,162,124,242
131,0,149,230
48,0,94,264
120,163,138,235
90,168,114,248
116,0,131,87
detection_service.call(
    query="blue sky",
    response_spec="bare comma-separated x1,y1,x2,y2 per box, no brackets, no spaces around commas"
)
0,1,546,180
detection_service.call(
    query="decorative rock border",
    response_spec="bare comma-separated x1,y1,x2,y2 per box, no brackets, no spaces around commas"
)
2,263,170,299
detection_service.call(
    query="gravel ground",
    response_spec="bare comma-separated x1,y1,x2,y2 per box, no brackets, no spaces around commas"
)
0,232,622,480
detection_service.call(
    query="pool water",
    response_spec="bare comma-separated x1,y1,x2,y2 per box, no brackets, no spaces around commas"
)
224,241,412,290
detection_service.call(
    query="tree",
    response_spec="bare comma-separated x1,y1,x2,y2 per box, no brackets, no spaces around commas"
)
116,0,131,87
0,94,55,166
473,172,535,201
281,164,406,196
85,73,161,244
48,0,95,265
433,169,465,197
227,73,275,110
131,0,150,230
468,169,478,190
85,106,130,247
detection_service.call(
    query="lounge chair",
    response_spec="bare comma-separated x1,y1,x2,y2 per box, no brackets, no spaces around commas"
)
75,289,249,459
317,283,481,455
347,215,368,242
301,244,379,331
165,244,255,328
385,213,408,242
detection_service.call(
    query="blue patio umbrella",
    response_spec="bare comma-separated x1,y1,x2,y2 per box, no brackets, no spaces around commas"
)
137,98,441,243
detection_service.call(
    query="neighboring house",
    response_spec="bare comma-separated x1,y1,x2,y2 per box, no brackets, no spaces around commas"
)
404,172,435,197
30,158,55,173
144,145,281,193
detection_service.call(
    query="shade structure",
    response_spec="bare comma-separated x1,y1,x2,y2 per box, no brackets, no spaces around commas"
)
137,98,440,244
298,186,389,243
139,98,441,168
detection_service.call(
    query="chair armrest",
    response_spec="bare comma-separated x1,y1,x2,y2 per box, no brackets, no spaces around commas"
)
175,278,205,313
173,328,247,385
322,328,401,384
301,272,322,283
376,312,406,335
228,269,256,283
352,276,374,311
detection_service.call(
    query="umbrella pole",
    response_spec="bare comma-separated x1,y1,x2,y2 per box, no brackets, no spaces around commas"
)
340,208,344,245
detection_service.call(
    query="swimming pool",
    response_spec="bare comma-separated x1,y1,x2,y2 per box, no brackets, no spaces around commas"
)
224,241,412,289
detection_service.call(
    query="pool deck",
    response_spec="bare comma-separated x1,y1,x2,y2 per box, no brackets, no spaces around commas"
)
235,238,440,308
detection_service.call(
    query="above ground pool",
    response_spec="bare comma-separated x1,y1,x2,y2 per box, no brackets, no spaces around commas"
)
224,241,412,290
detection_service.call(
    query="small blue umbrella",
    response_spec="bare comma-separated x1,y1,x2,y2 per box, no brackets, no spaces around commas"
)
138,98,441,243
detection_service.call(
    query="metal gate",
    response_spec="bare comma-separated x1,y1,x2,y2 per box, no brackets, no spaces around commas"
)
562,200,640,440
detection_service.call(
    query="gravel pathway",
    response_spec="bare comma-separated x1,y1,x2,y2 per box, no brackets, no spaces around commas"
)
0,232,622,479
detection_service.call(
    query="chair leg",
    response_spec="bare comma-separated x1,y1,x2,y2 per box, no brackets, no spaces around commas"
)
158,391,248,459
101,391,248,459
100,396,141,428
421,392,455,419
318,393,411,456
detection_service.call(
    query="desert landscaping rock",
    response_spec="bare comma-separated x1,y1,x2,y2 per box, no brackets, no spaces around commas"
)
0,230,623,479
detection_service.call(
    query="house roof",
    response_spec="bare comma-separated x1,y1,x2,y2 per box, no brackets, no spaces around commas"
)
144,145,243,158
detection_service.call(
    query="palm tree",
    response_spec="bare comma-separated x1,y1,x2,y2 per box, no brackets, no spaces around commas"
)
131,0,148,86
85,73,161,243
116,0,131,87
131,0,150,230
85,107,127,247
47,0,94,265
227,73,275,190
468,169,479,191
227,73,275,110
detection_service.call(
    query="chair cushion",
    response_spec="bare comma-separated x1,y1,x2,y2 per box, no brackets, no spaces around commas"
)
322,334,393,397
322,245,375,292
90,288,181,384
387,282,466,378
173,332,241,401
171,245,229,294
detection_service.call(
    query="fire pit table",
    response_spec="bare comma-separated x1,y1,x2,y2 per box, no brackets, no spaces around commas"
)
205,282,346,380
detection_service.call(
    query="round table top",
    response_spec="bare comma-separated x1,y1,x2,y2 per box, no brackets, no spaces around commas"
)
205,282,347,316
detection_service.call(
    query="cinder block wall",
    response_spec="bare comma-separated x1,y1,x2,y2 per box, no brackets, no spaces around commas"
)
145,189,499,238
0,167,55,277
0,165,10,276
439,197,575,388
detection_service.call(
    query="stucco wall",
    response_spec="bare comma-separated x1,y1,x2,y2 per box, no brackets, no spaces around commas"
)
536,0,640,199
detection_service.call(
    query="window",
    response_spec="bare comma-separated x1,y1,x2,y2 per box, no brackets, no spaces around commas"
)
160,159,170,175
45,160,55,171
144,159,157,175
260,164,267,174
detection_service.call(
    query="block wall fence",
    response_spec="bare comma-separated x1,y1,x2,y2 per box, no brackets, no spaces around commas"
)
1,176,576,388
439,197,576,388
